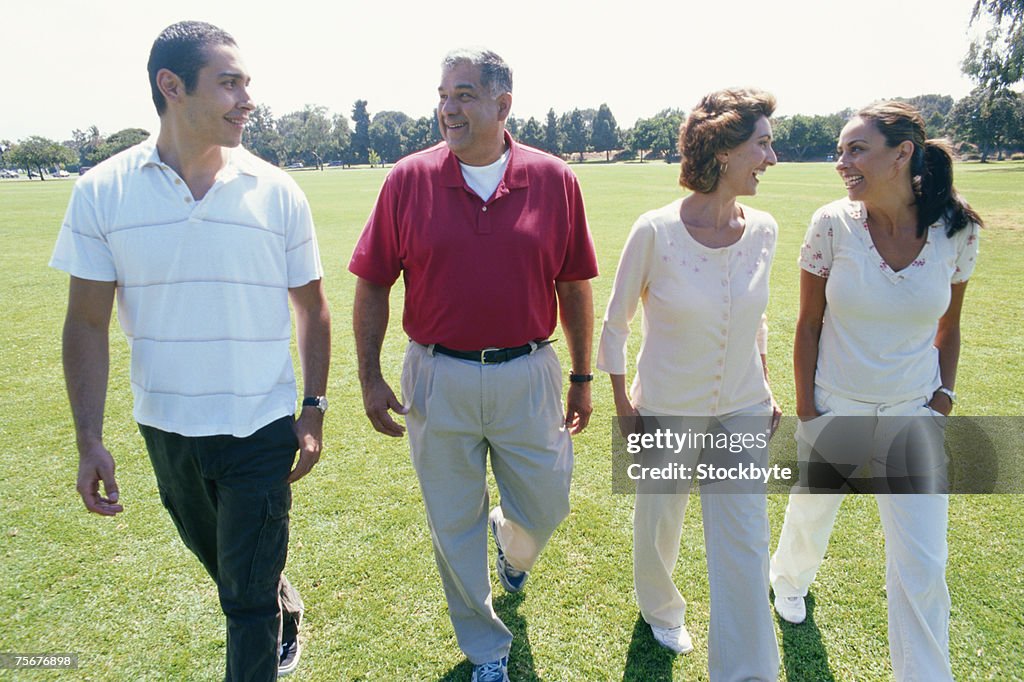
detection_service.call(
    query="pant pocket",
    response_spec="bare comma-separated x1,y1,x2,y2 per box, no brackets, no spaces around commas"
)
246,486,292,597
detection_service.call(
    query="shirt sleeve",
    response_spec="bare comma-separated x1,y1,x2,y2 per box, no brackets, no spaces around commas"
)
285,187,324,288
756,313,768,355
348,172,404,286
596,216,655,376
554,172,599,282
797,208,835,278
951,222,979,284
48,182,117,282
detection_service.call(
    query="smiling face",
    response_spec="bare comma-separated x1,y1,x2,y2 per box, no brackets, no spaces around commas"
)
718,116,777,197
178,44,254,149
835,116,912,201
436,61,510,166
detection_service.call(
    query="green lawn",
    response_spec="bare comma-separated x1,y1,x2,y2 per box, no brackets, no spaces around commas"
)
0,162,1021,680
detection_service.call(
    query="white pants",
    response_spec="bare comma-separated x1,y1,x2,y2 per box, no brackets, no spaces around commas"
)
633,407,779,682
770,389,952,681
401,341,573,664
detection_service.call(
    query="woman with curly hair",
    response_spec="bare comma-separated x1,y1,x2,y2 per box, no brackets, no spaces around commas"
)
598,87,781,681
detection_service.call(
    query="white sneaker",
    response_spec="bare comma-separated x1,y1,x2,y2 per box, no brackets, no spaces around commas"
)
774,594,807,624
650,624,693,654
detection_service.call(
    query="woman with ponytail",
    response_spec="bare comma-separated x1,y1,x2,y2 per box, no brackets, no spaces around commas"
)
770,101,980,681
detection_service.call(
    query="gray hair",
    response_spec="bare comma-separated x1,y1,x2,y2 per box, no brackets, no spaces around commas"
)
441,48,513,98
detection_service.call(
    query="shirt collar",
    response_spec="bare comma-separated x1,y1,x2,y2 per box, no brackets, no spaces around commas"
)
440,130,528,190
138,139,259,177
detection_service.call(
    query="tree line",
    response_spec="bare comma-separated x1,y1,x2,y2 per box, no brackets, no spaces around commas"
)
3,85,1022,181
4,0,1023,180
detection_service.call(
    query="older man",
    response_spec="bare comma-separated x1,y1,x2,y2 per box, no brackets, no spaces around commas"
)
350,49,597,682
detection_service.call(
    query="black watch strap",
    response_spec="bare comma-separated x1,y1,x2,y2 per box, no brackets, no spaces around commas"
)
302,396,328,413
569,373,594,383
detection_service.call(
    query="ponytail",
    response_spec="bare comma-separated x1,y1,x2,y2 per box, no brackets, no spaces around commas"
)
913,139,983,237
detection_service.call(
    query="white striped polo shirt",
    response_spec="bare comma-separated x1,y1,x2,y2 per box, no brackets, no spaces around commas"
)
50,140,323,437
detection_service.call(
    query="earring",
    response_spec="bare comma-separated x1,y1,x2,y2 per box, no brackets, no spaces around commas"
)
720,161,728,176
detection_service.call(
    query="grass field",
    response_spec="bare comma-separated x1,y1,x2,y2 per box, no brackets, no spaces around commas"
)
1,161,1022,680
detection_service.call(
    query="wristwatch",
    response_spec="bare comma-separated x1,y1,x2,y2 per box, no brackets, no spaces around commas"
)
935,386,956,404
302,395,328,414
569,372,594,383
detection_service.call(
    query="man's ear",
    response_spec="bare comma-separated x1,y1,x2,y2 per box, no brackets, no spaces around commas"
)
157,68,185,106
496,92,512,122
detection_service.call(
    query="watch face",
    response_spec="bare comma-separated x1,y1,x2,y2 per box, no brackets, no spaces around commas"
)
317,396,328,412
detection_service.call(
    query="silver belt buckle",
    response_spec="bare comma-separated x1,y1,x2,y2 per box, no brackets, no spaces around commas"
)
480,347,500,364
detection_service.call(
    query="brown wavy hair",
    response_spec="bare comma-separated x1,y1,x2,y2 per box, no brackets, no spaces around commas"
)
678,88,776,194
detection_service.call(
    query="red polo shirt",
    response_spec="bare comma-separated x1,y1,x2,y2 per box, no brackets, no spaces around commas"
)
349,132,598,350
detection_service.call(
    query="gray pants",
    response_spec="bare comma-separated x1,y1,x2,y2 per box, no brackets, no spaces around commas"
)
402,342,573,664
139,416,304,682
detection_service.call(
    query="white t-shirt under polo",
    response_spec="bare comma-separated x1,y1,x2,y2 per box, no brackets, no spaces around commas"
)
50,141,323,437
799,198,979,403
459,148,510,201
597,199,776,415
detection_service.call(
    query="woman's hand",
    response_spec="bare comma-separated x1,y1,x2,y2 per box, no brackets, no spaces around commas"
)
769,395,783,438
928,391,953,416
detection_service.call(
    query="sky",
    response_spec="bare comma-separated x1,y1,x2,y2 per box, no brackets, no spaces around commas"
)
3,0,988,142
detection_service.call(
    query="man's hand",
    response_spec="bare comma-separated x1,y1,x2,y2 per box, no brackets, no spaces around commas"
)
564,382,592,435
363,376,409,437
77,441,123,516
288,410,324,483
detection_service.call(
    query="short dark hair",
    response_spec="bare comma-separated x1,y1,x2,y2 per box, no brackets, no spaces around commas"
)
678,88,777,194
441,48,513,97
148,21,237,115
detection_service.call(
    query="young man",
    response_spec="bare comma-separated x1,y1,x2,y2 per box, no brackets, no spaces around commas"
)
50,21,330,681
350,49,597,682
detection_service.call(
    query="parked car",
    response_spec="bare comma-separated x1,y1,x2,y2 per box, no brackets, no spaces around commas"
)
79,166,93,175
285,162,304,169
52,169,70,178
0,169,19,179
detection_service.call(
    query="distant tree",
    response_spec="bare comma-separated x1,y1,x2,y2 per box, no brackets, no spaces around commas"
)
88,128,150,165
68,125,103,168
505,116,522,137
964,0,1024,88
330,114,352,164
0,139,12,167
351,100,371,165
562,109,590,162
519,117,545,149
8,136,75,180
948,86,1024,160
368,149,382,168
542,108,562,156
591,103,620,161
898,95,955,137
402,115,440,156
278,105,332,170
650,109,685,160
628,117,659,162
369,111,411,164
771,114,838,161
243,105,283,165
